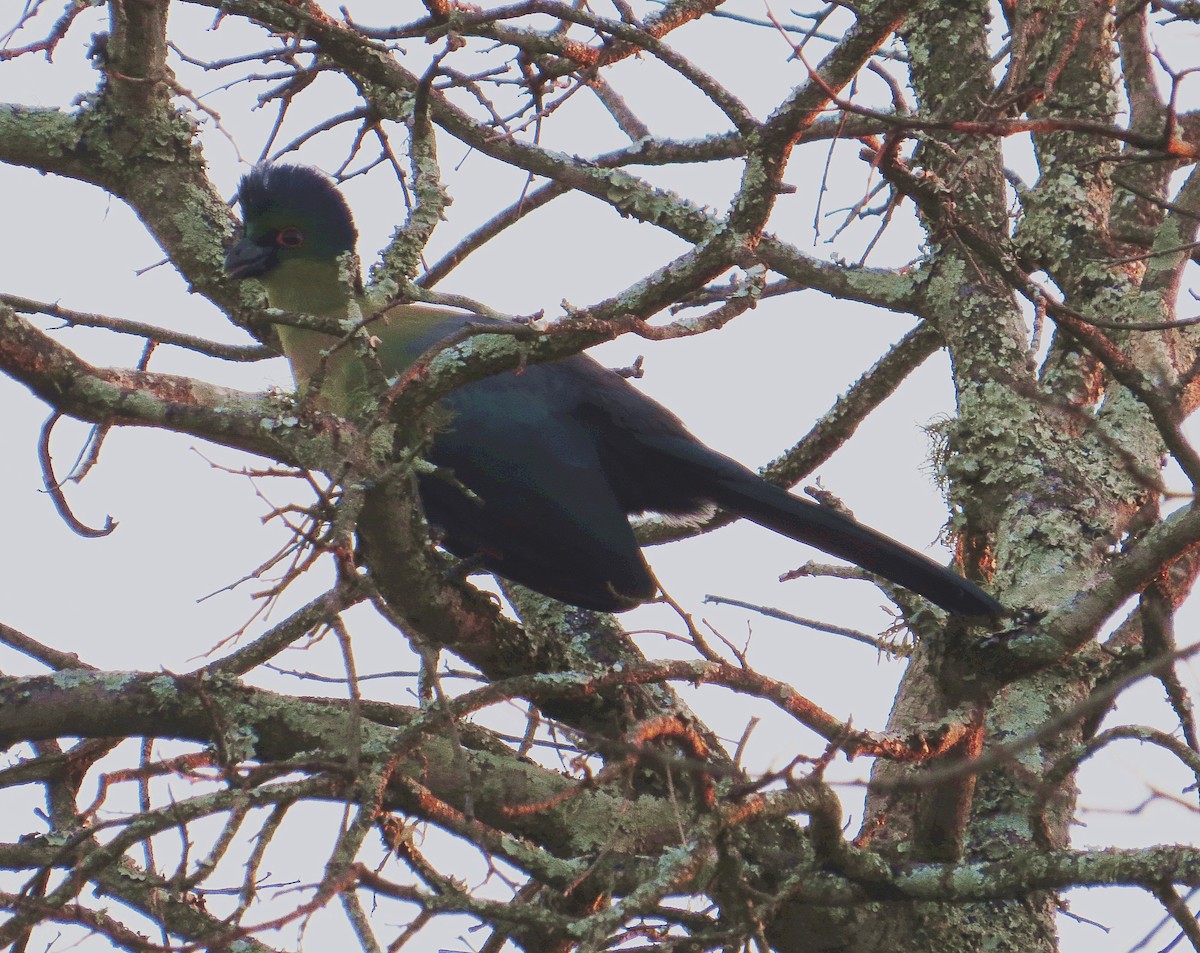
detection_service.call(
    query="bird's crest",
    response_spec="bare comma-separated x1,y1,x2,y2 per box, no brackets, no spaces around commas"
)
236,164,358,256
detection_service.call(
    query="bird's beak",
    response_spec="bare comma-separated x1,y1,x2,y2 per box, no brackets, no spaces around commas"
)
224,237,275,279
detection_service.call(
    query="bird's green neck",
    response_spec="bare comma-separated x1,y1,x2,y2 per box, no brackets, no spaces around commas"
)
257,259,464,418
259,258,366,416
260,259,349,315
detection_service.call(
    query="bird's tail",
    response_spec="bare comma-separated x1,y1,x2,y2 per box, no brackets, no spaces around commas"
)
685,450,1003,616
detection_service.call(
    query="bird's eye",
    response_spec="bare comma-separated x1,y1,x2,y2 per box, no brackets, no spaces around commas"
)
277,228,305,248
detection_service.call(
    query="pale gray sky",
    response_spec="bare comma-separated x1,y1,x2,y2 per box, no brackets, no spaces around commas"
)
2,2,1198,949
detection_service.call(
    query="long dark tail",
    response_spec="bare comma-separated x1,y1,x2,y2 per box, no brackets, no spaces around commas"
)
689,451,1003,616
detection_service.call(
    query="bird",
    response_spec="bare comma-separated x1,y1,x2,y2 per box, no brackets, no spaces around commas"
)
224,164,1003,617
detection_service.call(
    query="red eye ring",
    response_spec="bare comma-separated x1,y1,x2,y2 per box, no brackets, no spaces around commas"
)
277,227,304,248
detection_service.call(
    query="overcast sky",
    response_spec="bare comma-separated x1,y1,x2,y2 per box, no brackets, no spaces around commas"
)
2,3,1199,949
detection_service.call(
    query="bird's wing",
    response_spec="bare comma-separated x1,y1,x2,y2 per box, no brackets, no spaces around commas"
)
418,369,658,611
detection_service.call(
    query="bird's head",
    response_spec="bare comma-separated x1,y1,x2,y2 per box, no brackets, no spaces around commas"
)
225,164,358,287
